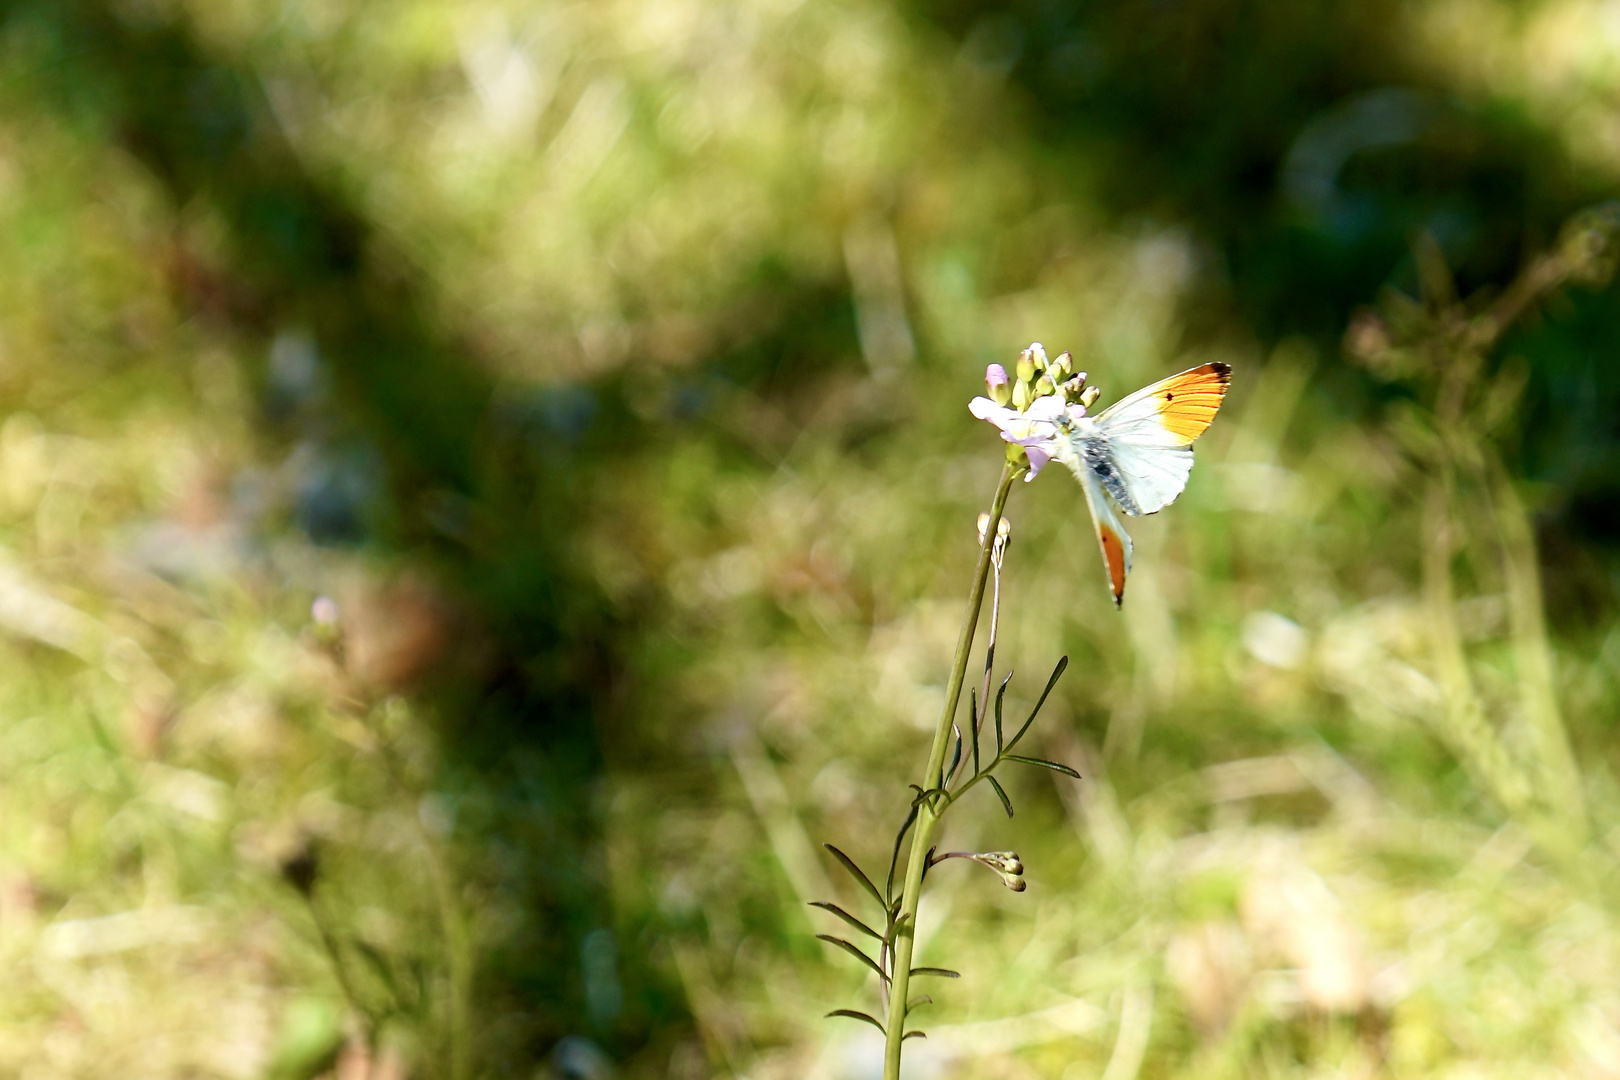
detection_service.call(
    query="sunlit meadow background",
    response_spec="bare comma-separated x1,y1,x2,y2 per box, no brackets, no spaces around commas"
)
5,1,1620,1078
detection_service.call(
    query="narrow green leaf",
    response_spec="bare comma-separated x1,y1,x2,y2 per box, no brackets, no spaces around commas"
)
1007,655,1069,750
816,935,889,982
824,844,885,911
825,1009,885,1034
969,687,981,775
993,670,1013,754
885,910,912,945
353,940,401,998
919,846,938,885
986,774,1014,818
1004,754,1082,779
909,786,946,809
910,967,961,979
903,1030,927,1041
946,725,962,784
906,995,933,1011
886,805,918,903
809,901,882,940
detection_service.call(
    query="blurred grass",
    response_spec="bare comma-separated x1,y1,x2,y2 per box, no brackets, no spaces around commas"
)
0,1,1619,1079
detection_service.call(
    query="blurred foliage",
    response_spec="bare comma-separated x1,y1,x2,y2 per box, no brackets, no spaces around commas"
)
0,1,1617,1079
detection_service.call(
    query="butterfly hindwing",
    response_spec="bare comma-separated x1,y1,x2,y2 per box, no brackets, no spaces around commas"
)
1075,465,1133,607
1102,440,1194,517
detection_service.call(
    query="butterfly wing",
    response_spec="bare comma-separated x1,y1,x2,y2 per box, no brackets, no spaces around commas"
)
1092,362,1231,515
1072,456,1133,607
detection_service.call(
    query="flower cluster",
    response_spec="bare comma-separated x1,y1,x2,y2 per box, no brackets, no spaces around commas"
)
971,851,1026,891
969,342,1100,480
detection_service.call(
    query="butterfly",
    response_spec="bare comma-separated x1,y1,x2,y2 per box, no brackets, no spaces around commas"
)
972,360,1231,606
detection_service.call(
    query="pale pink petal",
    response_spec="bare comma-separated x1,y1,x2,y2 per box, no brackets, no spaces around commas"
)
1024,445,1052,478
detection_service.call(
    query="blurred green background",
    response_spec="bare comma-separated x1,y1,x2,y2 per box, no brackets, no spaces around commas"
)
3,1,1620,1077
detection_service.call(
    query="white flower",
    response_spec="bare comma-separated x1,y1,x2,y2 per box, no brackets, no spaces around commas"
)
969,390,1085,481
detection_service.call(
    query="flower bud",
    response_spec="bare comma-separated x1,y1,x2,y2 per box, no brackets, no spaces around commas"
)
979,851,1022,874
971,851,1026,891
1027,342,1048,371
1034,374,1055,398
985,363,1012,406
991,516,1011,568
1012,379,1032,411
309,595,342,648
1080,385,1101,408
977,513,1014,549
1061,376,1085,402
1015,349,1037,384
1344,311,1391,366
1049,351,1073,380
311,596,339,627
935,849,1028,891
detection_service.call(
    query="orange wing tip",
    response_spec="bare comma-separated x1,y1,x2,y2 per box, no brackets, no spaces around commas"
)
1153,362,1232,445
1098,524,1128,606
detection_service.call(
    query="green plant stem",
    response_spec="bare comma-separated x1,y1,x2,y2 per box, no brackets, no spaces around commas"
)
1483,451,1586,839
303,892,379,1053
376,727,472,1080
883,461,1018,1078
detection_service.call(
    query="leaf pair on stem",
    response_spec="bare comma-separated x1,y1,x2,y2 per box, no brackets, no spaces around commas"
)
813,842,959,1037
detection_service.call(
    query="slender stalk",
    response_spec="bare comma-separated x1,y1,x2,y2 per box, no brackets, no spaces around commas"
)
1483,451,1586,838
374,714,472,1079
883,461,1019,1077
970,525,1006,767
304,892,378,1052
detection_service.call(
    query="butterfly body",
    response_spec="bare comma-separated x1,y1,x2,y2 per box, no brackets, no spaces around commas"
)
1049,417,1146,516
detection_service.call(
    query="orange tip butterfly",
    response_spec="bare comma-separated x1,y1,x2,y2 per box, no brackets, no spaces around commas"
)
972,361,1231,606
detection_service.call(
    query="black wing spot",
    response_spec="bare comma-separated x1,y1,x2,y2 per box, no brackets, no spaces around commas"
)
1164,392,1173,401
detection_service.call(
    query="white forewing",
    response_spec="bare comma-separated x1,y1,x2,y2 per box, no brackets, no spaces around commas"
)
1093,382,1199,515
1093,382,1186,446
